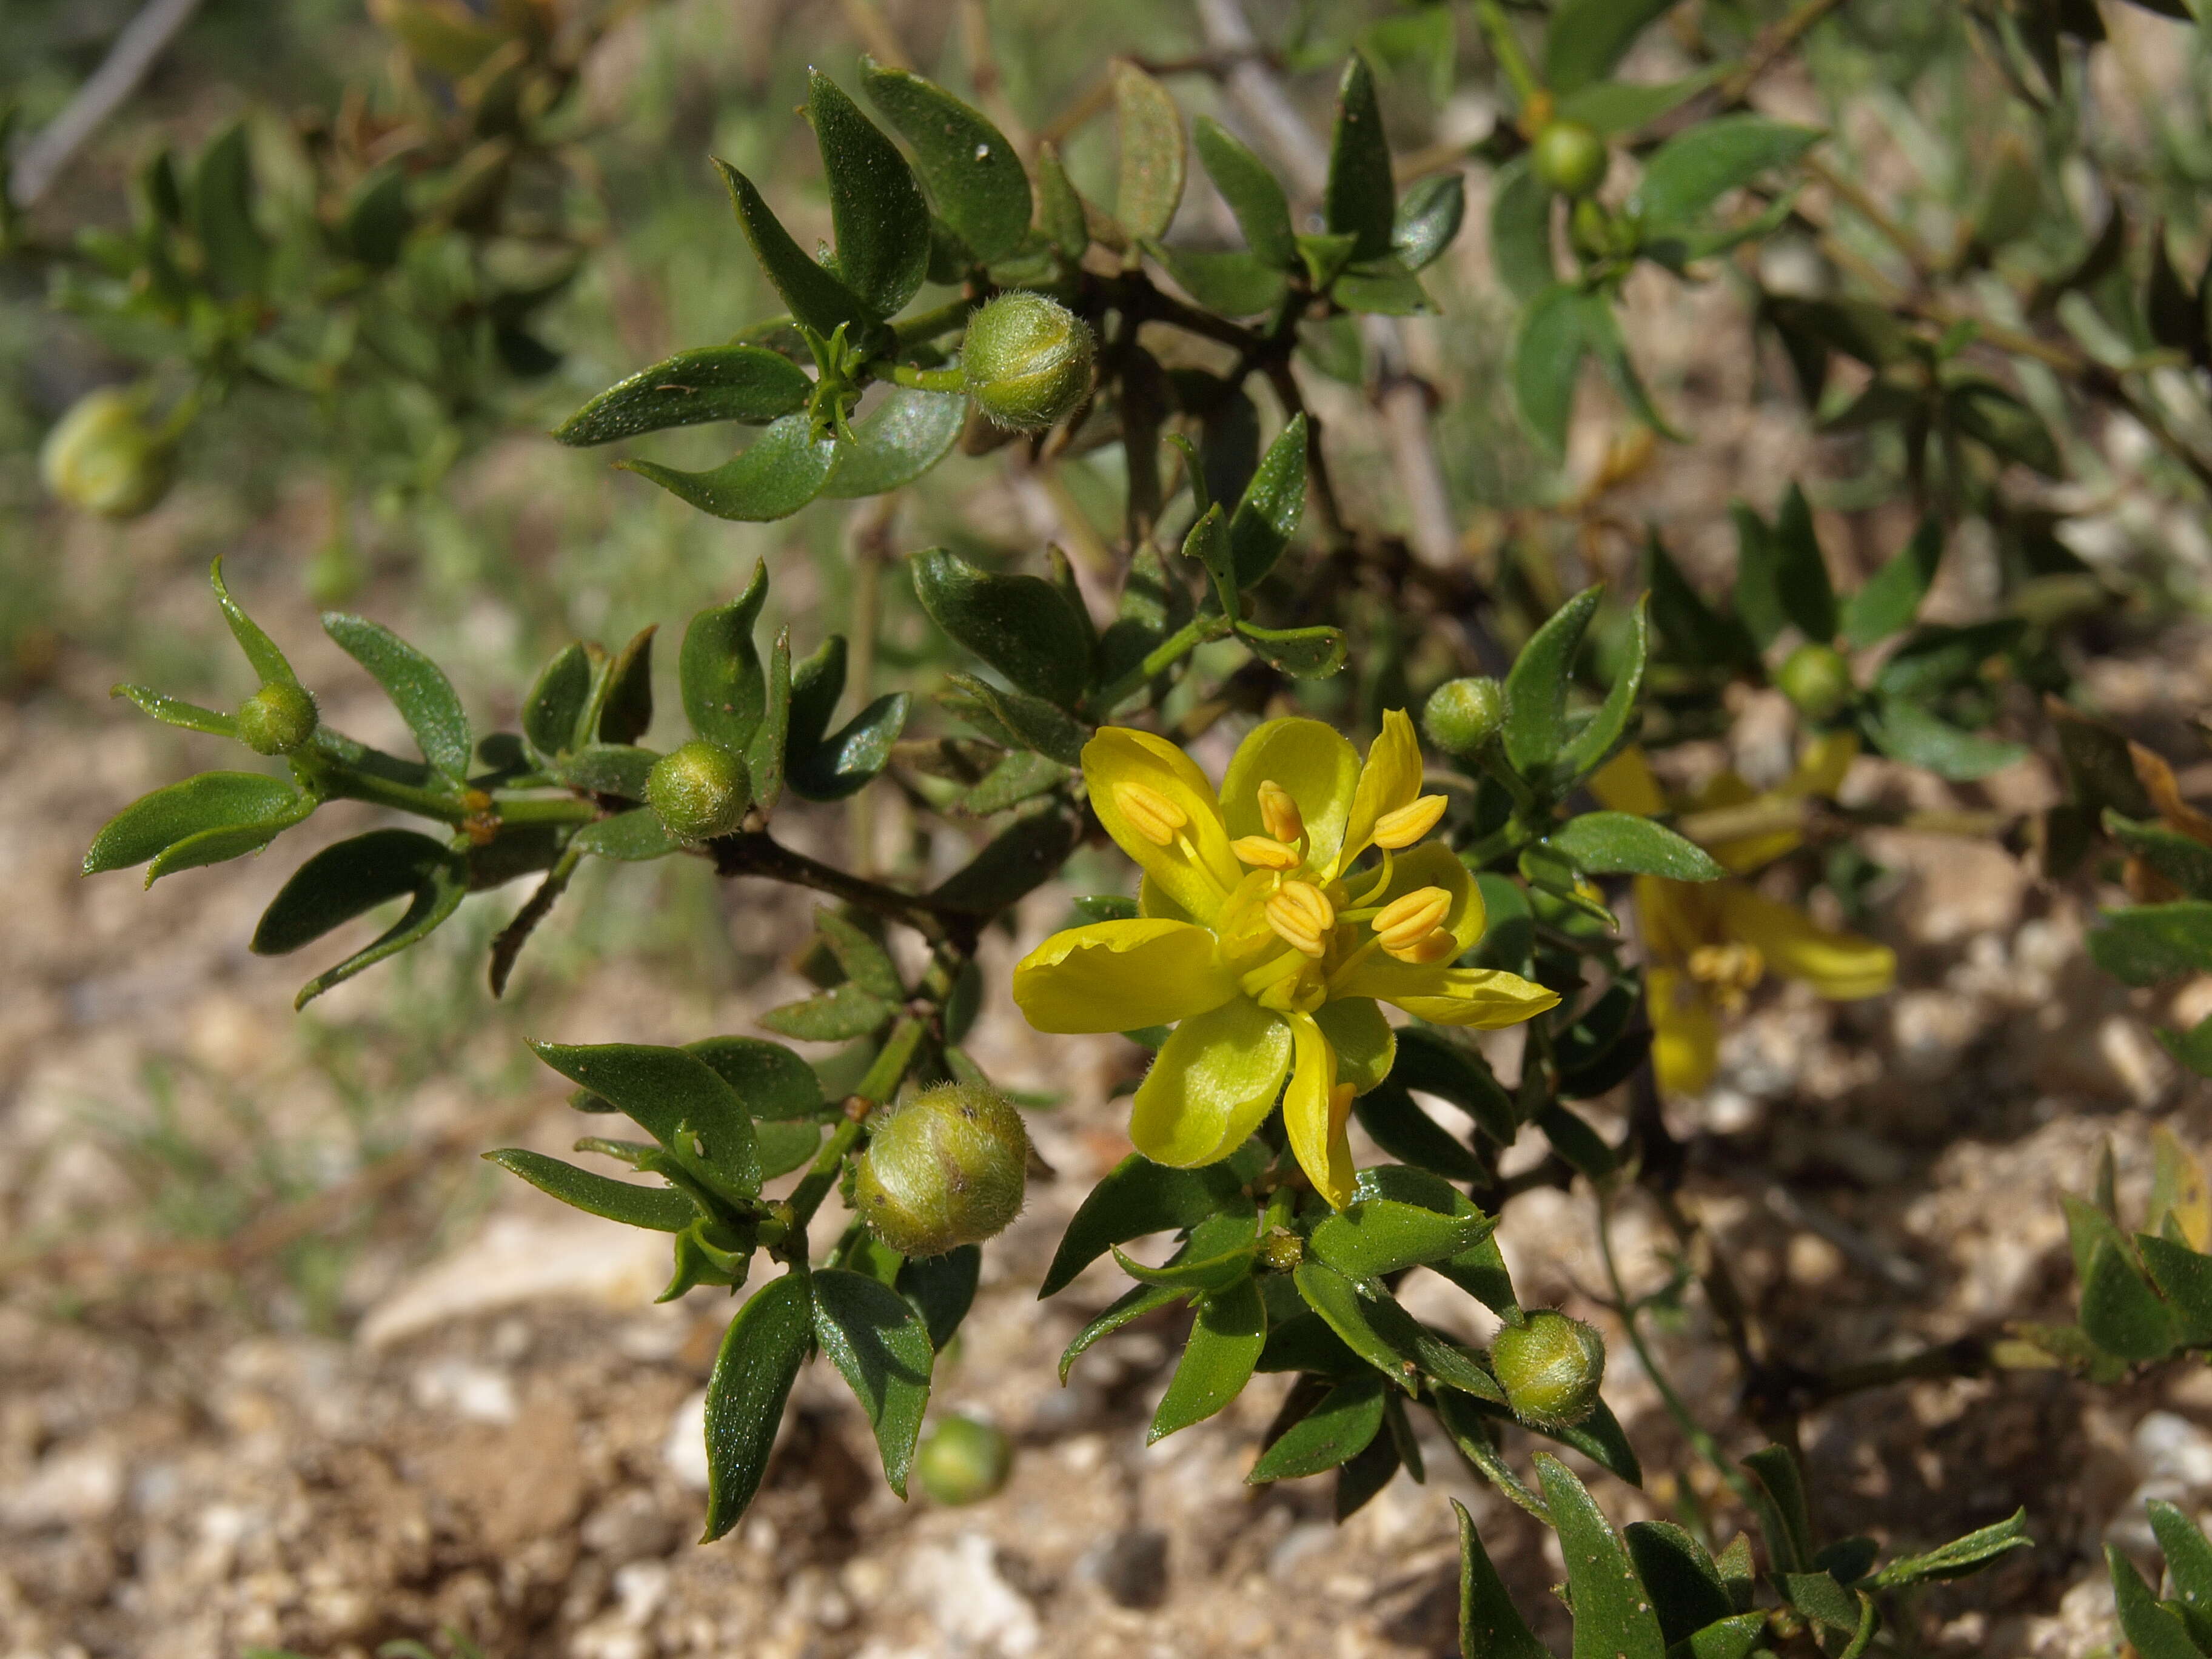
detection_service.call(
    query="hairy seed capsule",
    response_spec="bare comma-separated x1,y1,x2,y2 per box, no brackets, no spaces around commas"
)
1422,677,1506,761
40,389,175,520
1491,1310,1607,1430
235,682,320,756
851,1082,1030,1259
646,740,751,843
960,292,1095,431
1777,642,1854,723
1532,120,1609,199
916,1415,1013,1504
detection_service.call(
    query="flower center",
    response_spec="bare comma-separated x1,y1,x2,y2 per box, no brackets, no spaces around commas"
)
1687,942,1765,1010
1264,880,1335,957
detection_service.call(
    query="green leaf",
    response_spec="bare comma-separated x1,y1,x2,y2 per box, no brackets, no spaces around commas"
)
684,1035,827,1121
529,1041,762,1203
962,750,1070,815
2108,1544,2204,1659
1453,1499,1552,1659
1548,813,1723,880
1353,1084,1486,1182
899,1245,982,1350
209,558,299,688
912,548,1094,709
249,828,451,953
555,346,811,446
143,796,317,883
1390,1027,1517,1145
484,1148,697,1232
789,691,908,801
1862,698,2026,782
1042,1153,1248,1296
1779,1572,1861,1633
1503,584,1601,779
1579,286,1681,439
1678,1612,1767,1659
1533,1452,1666,1659
1555,71,1717,136
292,845,468,1008
1871,1509,2033,1588
1514,284,1593,454
714,158,877,338
1249,1372,1387,1481
2089,903,2212,987
340,160,411,267
1946,380,2062,477
931,796,1086,914
596,626,657,748
1235,620,1346,679
1645,534,1754,671
192,119,269,298
1310,1195,1496,1282
1741,1444,1814,1572
1034,141,1090,259
574,809,679,861
1557,595,1650,782
808,70,931,316
1193,117,1296,267
1772,483,1838,642
2160,1014,2212,1079
1114,1204,1259,1292
746,629,790,814
1325,54,1395,261
760,984,896,1042
1394,173,1464,273
1227,414,1308,587
1840,517,1942,647
622,412,839,521
111,684,240,739
1624,1521,1733,1644
863,63,1031,264
1490,156,1555,304
84,772,305,878
1544,0,1683,94
2081,1235,2180,1359
1151,243,1287,317
1061,1281,1185,1381
2139,1235,2212,1342
2150,1499,2212,1612
1150,1277,1266,1442
818,386,965,498
1351,1164,1518,1317
682,561,769,752
815,908,905,1000
1294,1259,1504,1401
322,614,473,780
523,642,593,760
813,1267,934,1497
1633,116,1822,230
943,672,1088,767
2110,814,2212,902
1111,61,1185,243
702,1273,814,1541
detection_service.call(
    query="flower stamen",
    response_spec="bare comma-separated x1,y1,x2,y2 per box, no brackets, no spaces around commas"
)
1230,834,1302,871
1257,780,1305,846
1372,885,1452,953
1373,793,1447,849
1687,942,1765,1011
1114,780,1187,847
1264,879,1335,957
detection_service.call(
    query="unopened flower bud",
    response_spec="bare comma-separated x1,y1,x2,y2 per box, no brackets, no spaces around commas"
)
1568,197,1615,260
1491,1311,1606,1430
41,389,175,520
1423,677,1505,762
1777,642,1853,723
852,1082,1030,1258
960,292,1094,432
235,682,319,756
646,739,750,842
916,1414,1013,1504
1532,120,1610,199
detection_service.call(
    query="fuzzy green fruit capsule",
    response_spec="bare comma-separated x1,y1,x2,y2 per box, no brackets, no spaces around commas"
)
1533,120,1609,199
852,1082,1030,1258
40,389,175,520
1423,676,1506,761
960,292,1094,432
235,682,319,756
646,739,751,842
1777,642,1853,723
1491,1311,1606,1430
916,1415,1013,1505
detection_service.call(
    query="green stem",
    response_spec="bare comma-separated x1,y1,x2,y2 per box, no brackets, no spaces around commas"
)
779,1013,930,1244
884,362,967,394
1472,0,1543,111
318,769,468,821
1085,613,1229,717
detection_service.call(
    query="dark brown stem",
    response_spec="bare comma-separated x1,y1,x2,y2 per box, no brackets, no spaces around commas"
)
706,829,972,947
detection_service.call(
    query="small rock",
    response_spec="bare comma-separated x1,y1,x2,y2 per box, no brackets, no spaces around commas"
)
581,1487,679,1563
663,1390,709,1491
907,1532,1039,1658
0,1443,121,1530
409,1359,517,1425
1083,1526,1168,1609
1267,1521,1336,1584
357,1216,667,1350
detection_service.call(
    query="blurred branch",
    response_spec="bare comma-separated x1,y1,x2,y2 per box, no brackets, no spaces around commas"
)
1717,0,1851,104
837,0,910,70
9,0,207,207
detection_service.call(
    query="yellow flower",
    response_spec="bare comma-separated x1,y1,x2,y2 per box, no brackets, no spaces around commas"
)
1589,737,1895,1097
1013,712,1559,1208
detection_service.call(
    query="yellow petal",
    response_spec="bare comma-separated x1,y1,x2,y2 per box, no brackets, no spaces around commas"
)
1786,731,1860,799
1130,997,1293,1168
1717,888,1895,1000
1221,719,1359,873
1284,1012,1355,1209
1587,746,1667,816
1633,874,1724,965
1339,709,1424,871
1337,962,1559,1027
1012,919,1239,1034
1138,872,1197,923
1315,996,1395,1095
1085,727,1241,923
1647,965,1720,1096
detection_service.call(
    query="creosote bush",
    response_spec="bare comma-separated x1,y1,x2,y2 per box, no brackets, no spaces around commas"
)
44,0,2212,1651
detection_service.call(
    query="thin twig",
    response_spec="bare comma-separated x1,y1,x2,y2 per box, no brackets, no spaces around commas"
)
1717,0,1851,104
9,0,208,207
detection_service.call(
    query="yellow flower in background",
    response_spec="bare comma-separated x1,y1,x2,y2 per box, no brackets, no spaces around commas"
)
1590,737,1895,1097
1013,712,1558,1208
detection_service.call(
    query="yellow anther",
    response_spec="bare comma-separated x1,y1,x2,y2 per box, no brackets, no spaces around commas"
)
1257,780,1305,845
1230,834,1302,871
1372,793,1447,850
1372,885,1452,953
1387,928,1460,965
1114,780,1187,848
1264,880,1335,957
1687,942,1765,1011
